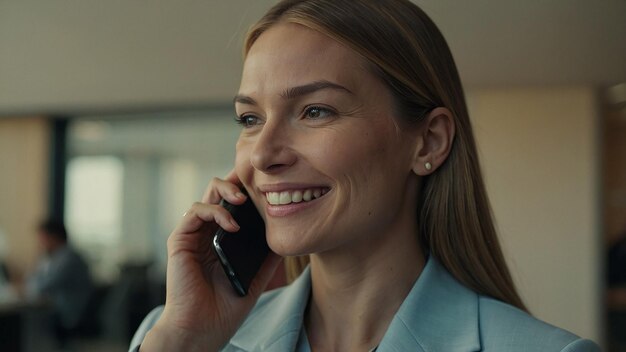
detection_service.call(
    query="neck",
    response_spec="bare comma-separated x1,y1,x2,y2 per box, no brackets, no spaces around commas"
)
305,213,425,352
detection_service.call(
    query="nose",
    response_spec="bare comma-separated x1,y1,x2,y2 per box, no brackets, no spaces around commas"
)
249,119,297,173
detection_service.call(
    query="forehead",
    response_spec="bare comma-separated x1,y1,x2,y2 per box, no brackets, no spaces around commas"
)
240,22,369,93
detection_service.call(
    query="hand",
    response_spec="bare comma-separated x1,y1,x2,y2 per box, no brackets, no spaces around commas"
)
141,172,282,351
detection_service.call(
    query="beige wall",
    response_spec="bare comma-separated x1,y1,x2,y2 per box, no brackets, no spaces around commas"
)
467,86,601,341
0,117,49,278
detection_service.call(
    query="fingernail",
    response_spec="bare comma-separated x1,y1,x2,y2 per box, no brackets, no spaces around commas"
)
235,192,246,199
230,218,240,229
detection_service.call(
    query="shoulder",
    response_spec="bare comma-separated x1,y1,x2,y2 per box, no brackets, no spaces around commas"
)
129,273,311,352
477,296,600,352
383,258,600,351
128,306,164,352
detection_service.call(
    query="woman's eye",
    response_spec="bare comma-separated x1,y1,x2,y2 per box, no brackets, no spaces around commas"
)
304,106,334,120
235,115,260,128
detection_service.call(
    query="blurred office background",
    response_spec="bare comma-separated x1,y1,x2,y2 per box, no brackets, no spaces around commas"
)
0,1,625,351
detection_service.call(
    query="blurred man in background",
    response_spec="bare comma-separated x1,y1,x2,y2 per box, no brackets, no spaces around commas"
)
0,226,16,301
26,219,93,347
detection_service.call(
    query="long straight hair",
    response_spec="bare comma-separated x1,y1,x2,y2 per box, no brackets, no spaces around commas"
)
245,0,526,311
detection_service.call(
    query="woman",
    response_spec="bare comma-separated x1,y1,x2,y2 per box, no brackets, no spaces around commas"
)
131,0,599,351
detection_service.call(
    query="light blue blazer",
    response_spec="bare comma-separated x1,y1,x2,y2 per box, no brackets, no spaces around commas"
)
130,258,600,351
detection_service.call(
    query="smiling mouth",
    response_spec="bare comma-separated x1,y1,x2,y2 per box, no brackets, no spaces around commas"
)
264,188,330,205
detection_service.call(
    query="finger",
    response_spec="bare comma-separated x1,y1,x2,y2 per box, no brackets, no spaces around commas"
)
176,202,240,235
201,177,247,205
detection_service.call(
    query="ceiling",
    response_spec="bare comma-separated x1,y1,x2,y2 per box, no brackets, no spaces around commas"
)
0,0,624,115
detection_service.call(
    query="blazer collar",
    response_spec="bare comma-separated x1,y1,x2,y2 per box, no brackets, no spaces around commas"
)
377,257,481,352
228,257,480,352
228,266,312,351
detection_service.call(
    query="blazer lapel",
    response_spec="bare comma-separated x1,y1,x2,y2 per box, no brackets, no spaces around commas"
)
377,258,481,352
227,268,312,352
227,259,481,352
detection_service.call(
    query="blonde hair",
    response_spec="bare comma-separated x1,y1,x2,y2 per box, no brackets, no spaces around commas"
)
245,0,526,311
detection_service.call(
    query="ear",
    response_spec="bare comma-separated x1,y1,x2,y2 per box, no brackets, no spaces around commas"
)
412,107,455,175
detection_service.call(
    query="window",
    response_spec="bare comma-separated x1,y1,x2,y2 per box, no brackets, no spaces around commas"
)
65,156,123,281
65,108,240,282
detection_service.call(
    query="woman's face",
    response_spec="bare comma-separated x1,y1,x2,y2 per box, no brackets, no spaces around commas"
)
235,23,420,256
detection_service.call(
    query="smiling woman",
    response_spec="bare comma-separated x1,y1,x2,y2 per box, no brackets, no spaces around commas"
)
235,24,423,264
129,1,600,351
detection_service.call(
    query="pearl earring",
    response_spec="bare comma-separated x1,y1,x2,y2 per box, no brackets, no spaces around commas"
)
425,162,432,171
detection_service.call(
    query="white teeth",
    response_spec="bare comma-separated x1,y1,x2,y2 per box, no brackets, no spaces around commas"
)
268,192,279,205
265,188,327,205
279,191,291,205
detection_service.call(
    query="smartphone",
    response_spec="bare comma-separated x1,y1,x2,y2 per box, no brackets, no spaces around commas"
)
212,190,269,296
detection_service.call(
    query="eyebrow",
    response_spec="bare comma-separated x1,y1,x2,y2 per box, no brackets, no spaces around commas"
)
233,80,353,105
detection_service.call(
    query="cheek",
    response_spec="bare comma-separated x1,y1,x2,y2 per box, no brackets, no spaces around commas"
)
316,128,392,177
336,128,411,206
312,129,395,207
305,133,365,182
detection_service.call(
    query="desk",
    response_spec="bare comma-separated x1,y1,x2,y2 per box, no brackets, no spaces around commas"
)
0,298,51,352
607,287,626,352
0,301,27,352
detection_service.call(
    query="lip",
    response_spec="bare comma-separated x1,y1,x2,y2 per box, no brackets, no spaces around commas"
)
265,200,322,217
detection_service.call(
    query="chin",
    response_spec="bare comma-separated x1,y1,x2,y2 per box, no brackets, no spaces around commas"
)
265,227,316,257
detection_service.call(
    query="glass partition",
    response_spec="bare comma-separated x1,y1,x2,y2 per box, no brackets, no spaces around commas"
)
65,108,240,283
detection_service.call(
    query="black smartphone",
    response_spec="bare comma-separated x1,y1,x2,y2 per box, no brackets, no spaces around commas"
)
212,190,269,296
